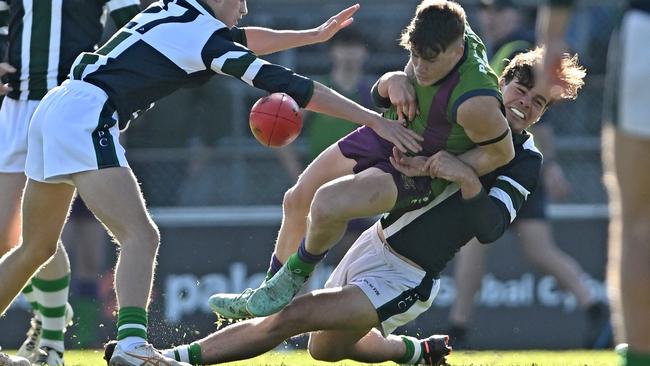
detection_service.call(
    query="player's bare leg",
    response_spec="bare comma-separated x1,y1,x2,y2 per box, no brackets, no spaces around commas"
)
310,328,451,365
0,173,26,253
273,144,356,264
448,238,488,343
604,128,650,361
246,168,397,316
0,180,75,315
515,220,596,306
165,286,379,364
208,145,354,319
72,167,185,365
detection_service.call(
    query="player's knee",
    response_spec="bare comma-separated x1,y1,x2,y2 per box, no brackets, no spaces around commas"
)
26,240,59,264
266,303,309,338
309,188,341,225
308,342,346,362
283,183,313,216
115,221,160,253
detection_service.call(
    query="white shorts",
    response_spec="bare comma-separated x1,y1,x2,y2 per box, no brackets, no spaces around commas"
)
26,80,128,184
325,221,440,336
618,10,650,138
0,98,41,172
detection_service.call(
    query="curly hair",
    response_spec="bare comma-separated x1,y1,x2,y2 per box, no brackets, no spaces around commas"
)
399,0,466,59
501,47,586,101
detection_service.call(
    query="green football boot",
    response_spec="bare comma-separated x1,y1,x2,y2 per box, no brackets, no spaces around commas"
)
245,264,308,317
208,288,254,319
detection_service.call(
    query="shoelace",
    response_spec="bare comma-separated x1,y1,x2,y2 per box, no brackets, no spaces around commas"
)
24,318,42,352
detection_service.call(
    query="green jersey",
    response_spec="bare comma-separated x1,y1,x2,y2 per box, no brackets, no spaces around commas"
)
383,23,503,197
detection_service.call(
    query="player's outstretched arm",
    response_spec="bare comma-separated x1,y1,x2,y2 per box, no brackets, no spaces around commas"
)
307,81,423,153
442,96,515,176
243,4,359,55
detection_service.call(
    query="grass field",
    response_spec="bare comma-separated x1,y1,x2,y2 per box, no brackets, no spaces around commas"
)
28,349,618,366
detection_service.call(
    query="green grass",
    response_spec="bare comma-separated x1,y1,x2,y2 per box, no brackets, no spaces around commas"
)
24,349,618,366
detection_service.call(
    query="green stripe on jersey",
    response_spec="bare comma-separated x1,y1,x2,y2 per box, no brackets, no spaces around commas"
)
221,53,256,79
110,5,140,29
72,53,100,80
97,31,131,56
28,0,52,100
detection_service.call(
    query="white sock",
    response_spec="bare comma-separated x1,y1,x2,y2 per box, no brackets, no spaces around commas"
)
118,336,147,350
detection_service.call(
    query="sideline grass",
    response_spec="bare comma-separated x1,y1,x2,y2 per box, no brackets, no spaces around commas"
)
29,349,617,366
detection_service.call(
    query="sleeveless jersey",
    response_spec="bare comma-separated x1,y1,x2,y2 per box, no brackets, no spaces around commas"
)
0,0,140,100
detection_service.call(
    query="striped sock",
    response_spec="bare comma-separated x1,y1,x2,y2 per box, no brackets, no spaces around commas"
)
22,281,41,320
32,273,70,353
398,336,422,364
117,307,147,342
169,342,203,365
286,240,327,277
266,255,283,281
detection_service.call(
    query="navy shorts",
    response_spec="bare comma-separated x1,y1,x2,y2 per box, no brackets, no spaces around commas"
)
338,126,433,211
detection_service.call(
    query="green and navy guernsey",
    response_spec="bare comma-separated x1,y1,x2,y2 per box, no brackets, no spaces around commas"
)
373,23,504,198
0,0,141,101
70,0,314,130
380,132,542,278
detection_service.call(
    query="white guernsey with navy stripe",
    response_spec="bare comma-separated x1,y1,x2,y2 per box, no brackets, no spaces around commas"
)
380,132,542,277
69,0,313,130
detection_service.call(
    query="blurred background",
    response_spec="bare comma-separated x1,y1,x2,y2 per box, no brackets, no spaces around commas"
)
0,0,622,351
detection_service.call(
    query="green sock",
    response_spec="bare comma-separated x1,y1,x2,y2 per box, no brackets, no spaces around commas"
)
397,336,422,364
32,273,70,352
117,307,147,341
286,253,315,277
171,342,203,365
188,342,203,365
624,350,650,366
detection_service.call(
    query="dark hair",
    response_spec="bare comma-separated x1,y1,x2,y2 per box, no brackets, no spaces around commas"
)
400,0,466,59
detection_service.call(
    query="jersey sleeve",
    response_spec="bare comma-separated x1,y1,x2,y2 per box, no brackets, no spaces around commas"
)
371,78,392,109
469,151,542,243
229,27,247,47
202,28,314,108
105,0,141,29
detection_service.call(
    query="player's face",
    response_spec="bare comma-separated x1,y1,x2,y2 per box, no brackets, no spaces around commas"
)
410,41,464,86
500,78,552,133
211,0,248,28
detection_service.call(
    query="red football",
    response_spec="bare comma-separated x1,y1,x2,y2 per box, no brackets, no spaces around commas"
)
249,93,303,148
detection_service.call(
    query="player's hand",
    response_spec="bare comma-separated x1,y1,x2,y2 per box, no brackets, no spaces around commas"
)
543,161,570,201
390,147,429,177
385,71,419,122
0,62,16,95
537,41,569,100
312,4,359,43
424,151,475,183
369,114,422,153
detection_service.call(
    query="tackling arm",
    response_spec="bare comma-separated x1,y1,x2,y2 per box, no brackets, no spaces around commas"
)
451,96,515,176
